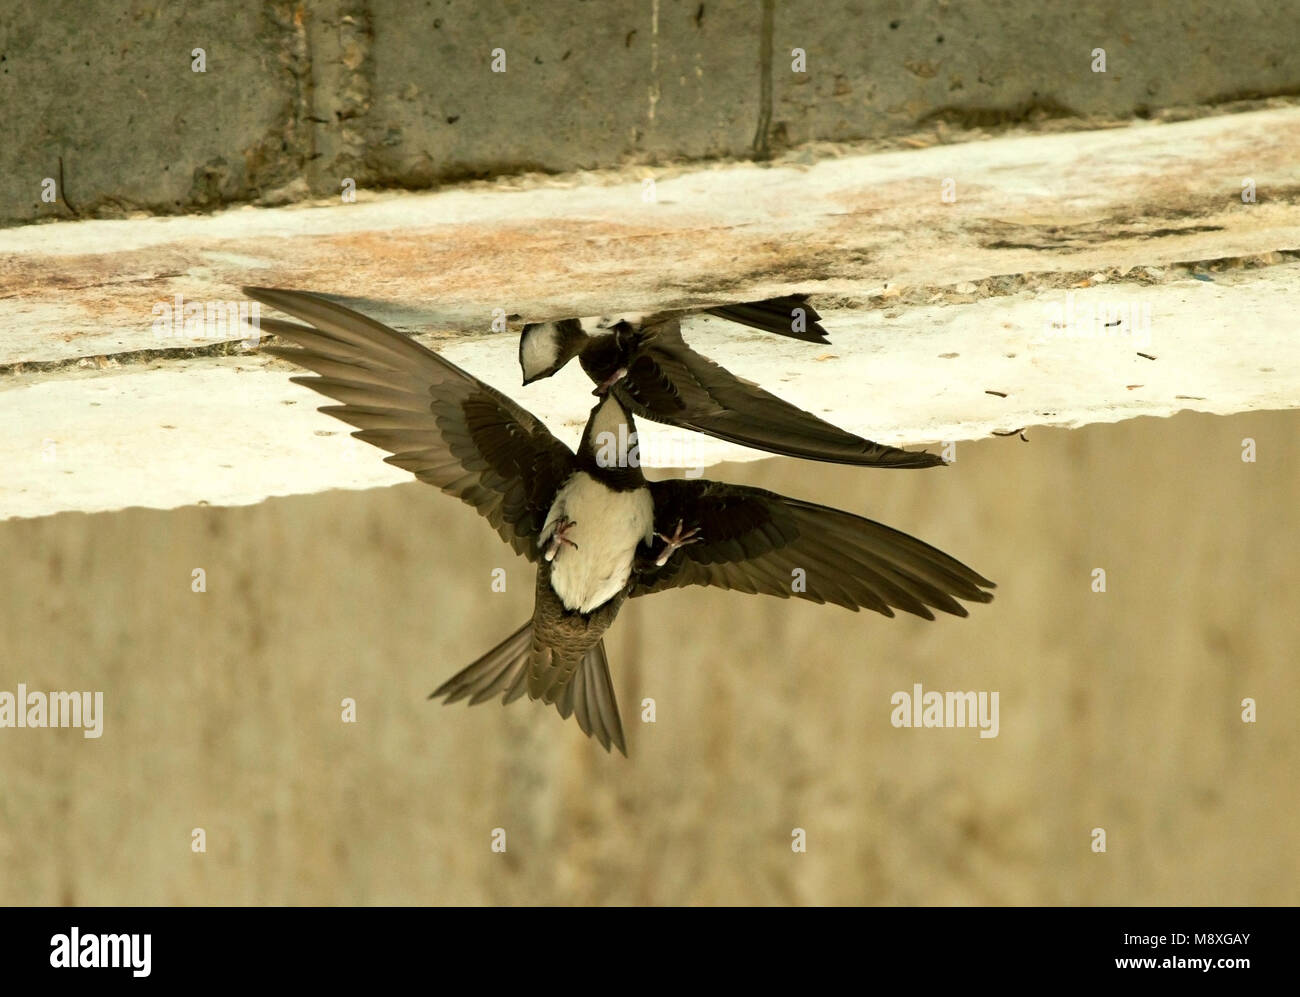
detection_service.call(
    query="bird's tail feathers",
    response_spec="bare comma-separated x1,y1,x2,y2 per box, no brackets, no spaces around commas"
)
430,620,532,707
705,295,830,344
430,623,627,755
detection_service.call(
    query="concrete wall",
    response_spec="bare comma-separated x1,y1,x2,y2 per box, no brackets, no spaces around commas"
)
5,0,1299,225
1,409,1295,905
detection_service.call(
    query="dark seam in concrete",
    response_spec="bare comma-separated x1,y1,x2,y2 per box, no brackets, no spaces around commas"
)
58,156,80,218
813,248,1300,309
300,2,317,180
752,0,775,161
341,3,377,190
0,339,266,378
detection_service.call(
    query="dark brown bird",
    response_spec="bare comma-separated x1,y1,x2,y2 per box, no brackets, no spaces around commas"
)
246,287,993,755
518,297,945,468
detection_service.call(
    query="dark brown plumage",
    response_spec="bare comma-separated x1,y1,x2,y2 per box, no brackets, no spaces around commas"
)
433,566,629,753
520,311,945,468
246,287,994,757
599,318,945,468
703,295,831,344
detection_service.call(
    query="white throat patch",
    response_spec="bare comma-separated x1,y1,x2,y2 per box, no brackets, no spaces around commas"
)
521,323,563,380
587,393,635,444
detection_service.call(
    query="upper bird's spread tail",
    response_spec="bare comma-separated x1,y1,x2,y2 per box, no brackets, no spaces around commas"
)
430,622,627,755
705,295,831,344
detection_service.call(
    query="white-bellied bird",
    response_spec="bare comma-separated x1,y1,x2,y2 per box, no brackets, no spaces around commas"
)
246,288,993,755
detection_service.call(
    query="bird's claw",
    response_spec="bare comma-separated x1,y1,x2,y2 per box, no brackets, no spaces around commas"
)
654,519,702,566
544,518,579,562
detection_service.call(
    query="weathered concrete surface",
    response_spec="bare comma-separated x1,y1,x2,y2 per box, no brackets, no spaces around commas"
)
773,2,1300,145
1,410,1296,905
4,262,1300,520
4,106,1300,364
0,3,305,226
4,1,1300,225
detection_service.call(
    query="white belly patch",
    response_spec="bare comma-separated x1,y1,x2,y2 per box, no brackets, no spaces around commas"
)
543,473,654,613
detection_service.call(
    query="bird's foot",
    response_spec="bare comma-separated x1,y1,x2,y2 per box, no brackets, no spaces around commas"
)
654,519,702,566
544,518,579,562
592,368,628,397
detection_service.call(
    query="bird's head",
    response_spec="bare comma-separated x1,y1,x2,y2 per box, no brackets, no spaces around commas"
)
519,319,587,385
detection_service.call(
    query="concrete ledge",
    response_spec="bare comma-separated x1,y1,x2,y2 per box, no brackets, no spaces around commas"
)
5,107,1299,362
3,109,1299,519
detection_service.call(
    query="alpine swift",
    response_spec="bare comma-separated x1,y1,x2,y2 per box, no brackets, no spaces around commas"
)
245,287,994,755
518,296,945,469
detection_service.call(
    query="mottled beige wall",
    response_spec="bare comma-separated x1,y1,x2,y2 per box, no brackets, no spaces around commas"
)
0,409,1295,905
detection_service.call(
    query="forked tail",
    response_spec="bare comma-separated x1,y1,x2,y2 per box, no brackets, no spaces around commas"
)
430,622,627,755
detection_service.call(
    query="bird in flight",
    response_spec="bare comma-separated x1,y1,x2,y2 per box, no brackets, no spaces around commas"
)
246,287,994,755
518,296,945,468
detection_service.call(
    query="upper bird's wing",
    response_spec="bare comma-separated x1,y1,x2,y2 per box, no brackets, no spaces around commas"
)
631,478,994,619
245,287,576,561
613,319,945,468
704,294,831,344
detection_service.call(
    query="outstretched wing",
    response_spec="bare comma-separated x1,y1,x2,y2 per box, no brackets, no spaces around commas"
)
613,319,945,468
246,287,575,560
632,479,994,619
